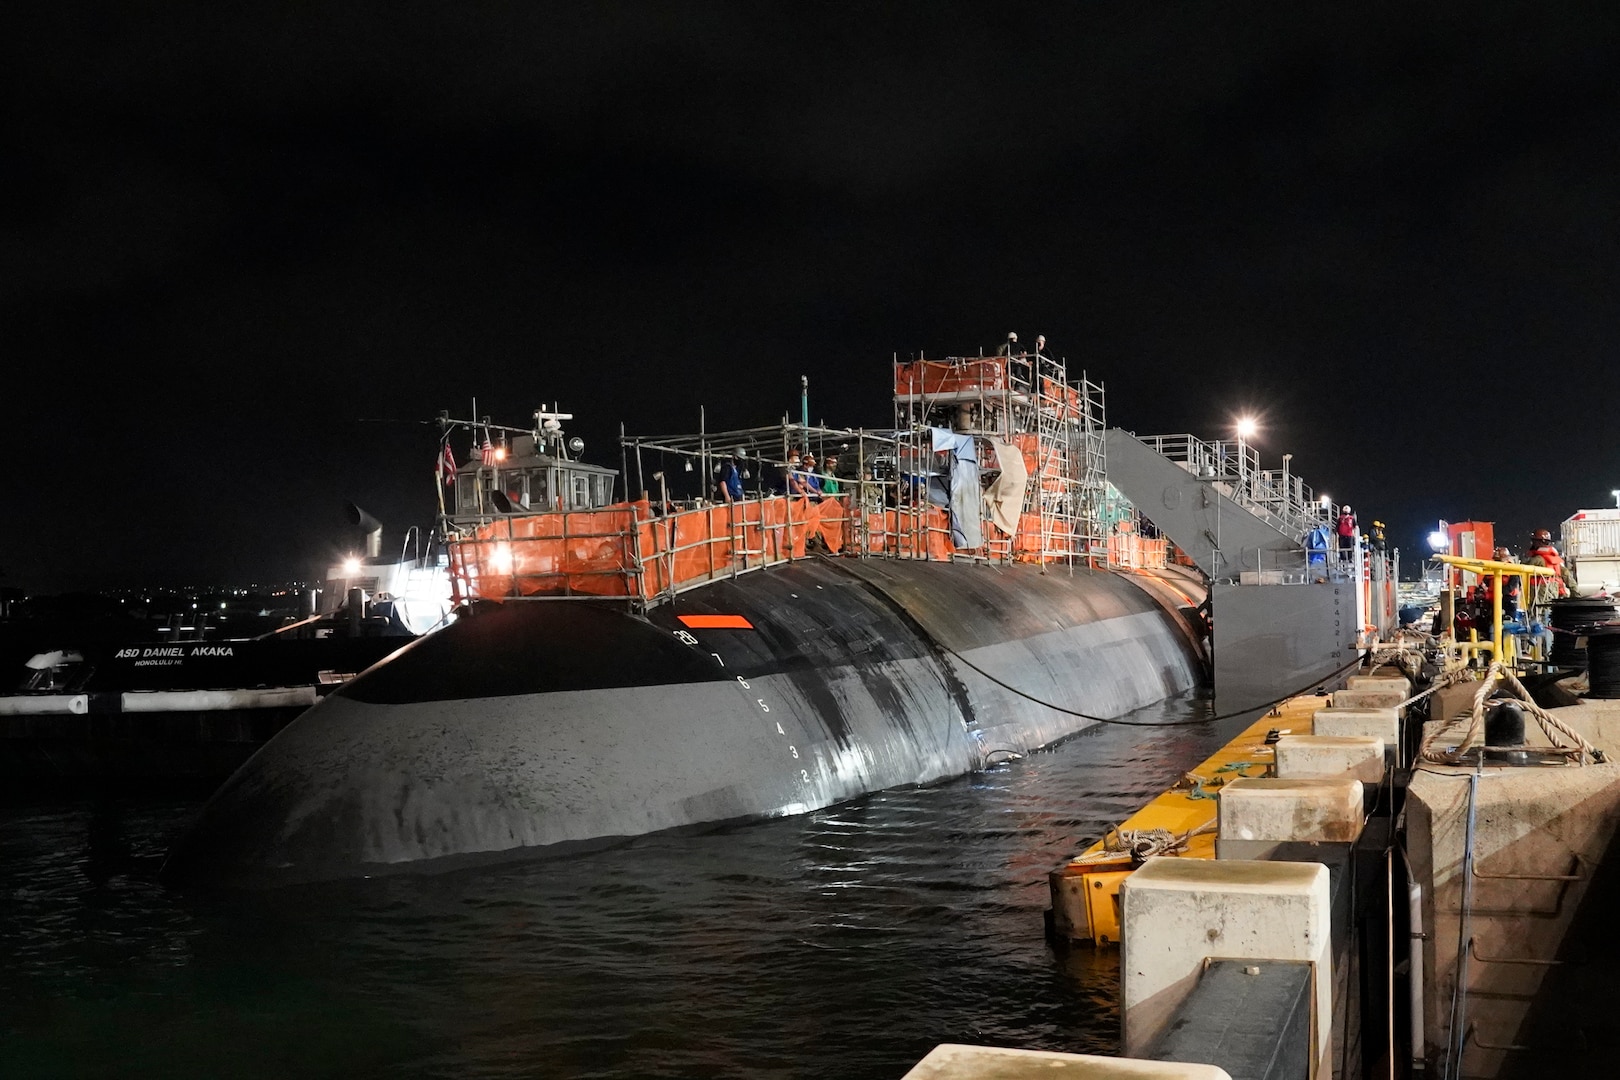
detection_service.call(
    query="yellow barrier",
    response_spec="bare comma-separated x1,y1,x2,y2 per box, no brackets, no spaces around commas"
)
1434,554,1553,669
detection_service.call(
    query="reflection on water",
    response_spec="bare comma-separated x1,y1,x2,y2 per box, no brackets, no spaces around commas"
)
0,695,1248,1079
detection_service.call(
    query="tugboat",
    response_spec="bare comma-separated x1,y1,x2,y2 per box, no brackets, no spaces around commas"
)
165,346,1219,886
0,506,454,790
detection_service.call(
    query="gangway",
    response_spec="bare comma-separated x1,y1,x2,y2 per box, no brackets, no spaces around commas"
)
1104,428,1393,710
1103,429,1314,580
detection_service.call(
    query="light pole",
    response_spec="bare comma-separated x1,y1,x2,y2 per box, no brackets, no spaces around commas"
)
1235,417,1257,497
1281,452,1293,518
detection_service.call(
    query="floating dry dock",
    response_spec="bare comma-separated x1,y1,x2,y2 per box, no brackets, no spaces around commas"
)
902,641,1620,1080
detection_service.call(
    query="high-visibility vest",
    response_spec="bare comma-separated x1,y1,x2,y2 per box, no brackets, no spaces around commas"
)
1528,544,1564,576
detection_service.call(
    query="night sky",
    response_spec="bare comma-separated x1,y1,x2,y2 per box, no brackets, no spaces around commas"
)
8,3,1620,594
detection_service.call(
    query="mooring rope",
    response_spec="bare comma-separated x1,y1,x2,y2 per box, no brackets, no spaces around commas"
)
1397,664,1470,709
1068,818,1220,864
1417,660,1606,765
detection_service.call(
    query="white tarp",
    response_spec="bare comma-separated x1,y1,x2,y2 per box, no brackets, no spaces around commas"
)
983,438,1027,537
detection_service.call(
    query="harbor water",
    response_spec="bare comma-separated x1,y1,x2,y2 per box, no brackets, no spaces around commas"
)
1,693,1253,1080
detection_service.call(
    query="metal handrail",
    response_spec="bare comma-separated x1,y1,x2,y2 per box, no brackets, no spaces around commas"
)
1137,431,1328,540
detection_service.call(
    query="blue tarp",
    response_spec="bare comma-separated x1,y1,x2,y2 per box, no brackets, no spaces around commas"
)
930,428,981,549
1306,524,1331,567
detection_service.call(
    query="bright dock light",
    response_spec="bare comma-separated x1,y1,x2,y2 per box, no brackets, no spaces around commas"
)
1427,530,1450,552
1235,417,1258,440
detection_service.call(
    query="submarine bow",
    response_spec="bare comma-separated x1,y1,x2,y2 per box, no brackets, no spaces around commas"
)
162,560,1206,887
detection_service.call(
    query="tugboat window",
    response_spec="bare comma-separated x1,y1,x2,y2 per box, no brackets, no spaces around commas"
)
498,473,524,510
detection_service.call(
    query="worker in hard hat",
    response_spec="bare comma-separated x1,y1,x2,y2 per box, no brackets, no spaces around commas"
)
1336,504,1357,562
1491,547,1523,619
1525,528,1572,600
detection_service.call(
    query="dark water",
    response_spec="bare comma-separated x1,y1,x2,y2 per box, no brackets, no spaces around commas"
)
1,696,1248,1080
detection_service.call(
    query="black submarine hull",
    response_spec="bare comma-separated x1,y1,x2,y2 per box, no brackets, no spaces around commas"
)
162,559,1207,886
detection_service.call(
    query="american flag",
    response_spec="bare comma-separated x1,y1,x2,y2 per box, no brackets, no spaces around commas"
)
481,428,495,466
440,443,456,486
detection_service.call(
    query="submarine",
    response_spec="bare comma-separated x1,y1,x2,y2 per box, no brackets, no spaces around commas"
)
163,350,1211,887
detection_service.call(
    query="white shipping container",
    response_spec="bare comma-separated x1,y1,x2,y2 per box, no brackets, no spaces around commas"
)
1561,509,1620,595
1563,509,1620,558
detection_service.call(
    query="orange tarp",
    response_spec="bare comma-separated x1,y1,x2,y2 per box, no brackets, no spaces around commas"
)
1107,532,1168,570
448,500,648,601
894,359,1010,398
1038,375,1082,416
862,507,954,561
1009,512,1084,561
450,495,871,603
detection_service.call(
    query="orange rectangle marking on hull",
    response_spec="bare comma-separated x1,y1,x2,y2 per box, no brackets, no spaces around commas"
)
677,614,755,629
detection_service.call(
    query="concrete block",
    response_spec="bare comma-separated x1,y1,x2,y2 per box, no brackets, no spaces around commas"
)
1346,674,1412,697
903,1044,1233,1079
1274,735,1386,784
1217,777,1365,844
1312,706,1400,744
1120,857,1332,1077
1332,688,1406,709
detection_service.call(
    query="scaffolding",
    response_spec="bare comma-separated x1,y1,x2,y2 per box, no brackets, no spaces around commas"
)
445,347,1131,608
891,349,1108,566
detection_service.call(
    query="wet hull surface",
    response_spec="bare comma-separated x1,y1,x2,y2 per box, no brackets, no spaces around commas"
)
164,560,1206,885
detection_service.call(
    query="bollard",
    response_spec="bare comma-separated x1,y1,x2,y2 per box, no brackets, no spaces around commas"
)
1484,700,1529,763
